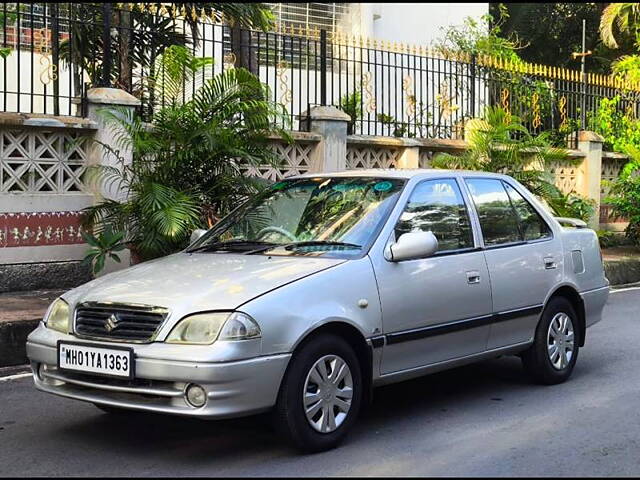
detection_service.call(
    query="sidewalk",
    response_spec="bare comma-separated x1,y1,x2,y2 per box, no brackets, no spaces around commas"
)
0,290,63,367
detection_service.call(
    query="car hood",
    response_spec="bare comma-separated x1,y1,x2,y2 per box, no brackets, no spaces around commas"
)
63,252,346,313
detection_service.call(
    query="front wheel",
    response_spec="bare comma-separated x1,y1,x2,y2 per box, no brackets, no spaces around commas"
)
274,334,362,452
521,297,580,385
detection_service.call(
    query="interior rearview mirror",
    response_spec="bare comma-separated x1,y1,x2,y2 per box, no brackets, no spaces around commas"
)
190,229,208,244
385,231,438,262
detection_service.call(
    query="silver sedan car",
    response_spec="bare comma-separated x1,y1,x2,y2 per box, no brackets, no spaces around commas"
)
27,170,609,452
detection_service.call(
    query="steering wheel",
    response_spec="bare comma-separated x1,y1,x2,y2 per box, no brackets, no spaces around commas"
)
256,226,298,242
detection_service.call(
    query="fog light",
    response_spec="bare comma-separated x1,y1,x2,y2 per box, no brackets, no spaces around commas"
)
185,383,207,408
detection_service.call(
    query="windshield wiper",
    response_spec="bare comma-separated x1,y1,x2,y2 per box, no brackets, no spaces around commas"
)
186,240,277,253
282,240,362,251
246,240,362,254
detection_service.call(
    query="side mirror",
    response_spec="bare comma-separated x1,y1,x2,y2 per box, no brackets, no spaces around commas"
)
190,229,208,244
385,231,438,262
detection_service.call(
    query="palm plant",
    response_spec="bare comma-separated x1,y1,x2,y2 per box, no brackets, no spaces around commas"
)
431,106,571,205
82,47,290,262
599,3,640,50
599,3,640,86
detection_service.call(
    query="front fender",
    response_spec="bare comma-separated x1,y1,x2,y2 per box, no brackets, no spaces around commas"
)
239,257,382,355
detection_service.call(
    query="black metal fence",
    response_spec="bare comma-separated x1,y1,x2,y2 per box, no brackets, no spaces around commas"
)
3,2,640,148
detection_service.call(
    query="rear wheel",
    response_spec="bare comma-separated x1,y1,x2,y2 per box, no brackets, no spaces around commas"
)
521,297,580,385
274,334,362,452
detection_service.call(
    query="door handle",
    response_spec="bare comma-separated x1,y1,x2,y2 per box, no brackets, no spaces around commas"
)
466,271,481,284
544,257,557,269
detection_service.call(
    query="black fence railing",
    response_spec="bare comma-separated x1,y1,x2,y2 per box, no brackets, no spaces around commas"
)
3,2,640,149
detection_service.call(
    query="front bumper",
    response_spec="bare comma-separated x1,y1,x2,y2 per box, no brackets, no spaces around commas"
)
26,325,291,419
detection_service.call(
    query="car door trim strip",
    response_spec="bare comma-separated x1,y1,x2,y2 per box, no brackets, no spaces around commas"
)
381,304,544,346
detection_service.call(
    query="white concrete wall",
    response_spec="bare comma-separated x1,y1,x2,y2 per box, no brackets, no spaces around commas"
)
353,3,489,46
0,49,82,116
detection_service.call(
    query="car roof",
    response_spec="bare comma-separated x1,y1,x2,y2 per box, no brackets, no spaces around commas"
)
293,168,512,181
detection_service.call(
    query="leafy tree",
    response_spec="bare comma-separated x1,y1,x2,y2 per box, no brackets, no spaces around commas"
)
493,2,631,74
434,5,523,62
82,47,290,261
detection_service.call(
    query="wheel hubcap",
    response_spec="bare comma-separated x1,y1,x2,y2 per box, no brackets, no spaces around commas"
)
303,354,353,433
547,312,575,370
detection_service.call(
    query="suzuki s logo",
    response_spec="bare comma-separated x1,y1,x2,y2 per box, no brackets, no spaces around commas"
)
105,314,118,333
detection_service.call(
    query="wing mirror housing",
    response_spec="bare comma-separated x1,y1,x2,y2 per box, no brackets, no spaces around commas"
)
190,229,208,244
385,231,439,262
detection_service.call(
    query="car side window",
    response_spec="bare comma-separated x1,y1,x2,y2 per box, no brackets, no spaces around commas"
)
465,178,522,246
395,179,474,252
503,182,552,241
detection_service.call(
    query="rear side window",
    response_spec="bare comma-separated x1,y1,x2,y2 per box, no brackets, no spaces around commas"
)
465,178,521,246
395,178,474,252
503,182,552,241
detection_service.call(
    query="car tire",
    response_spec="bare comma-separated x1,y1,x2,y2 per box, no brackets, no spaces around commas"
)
521,296,580,385
274,333,363,453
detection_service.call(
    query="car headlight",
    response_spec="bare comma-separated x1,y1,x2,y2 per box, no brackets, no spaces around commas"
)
44,298,70,334
166,312,261,345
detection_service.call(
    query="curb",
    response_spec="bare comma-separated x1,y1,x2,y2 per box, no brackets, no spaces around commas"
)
610,280,640,290
0,318,39,368
604,257,640,286
0,363,31,377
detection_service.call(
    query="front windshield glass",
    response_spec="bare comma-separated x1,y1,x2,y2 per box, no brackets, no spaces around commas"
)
189,176,406,257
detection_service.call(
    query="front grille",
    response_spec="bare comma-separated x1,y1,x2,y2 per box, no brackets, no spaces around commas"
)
74,303,168,343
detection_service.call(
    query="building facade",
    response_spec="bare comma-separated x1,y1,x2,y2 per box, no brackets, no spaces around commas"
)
265,3,489,45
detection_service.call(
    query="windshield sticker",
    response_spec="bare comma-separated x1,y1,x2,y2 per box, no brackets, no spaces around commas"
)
374,181,393,192
333,183,365,192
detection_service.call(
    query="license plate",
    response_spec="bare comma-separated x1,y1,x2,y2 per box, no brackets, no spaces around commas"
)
57,341,134,379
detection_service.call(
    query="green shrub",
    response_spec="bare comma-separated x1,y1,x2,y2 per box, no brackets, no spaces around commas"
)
546,192,596,223
607,173,640,245
605,146,640,245
588,95,640,153
339,90,362,135
81,227,126,275
596,229,631,249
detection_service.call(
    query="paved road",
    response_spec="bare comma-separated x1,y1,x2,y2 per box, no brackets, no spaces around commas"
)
2,289,640,477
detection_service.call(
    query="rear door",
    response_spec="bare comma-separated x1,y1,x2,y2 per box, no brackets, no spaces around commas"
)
463,177,563,349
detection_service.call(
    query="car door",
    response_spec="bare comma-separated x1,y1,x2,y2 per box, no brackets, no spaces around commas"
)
371,177,493,375
463,177,563,349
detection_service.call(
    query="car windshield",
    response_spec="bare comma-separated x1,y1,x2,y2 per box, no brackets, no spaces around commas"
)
188,176,406,257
